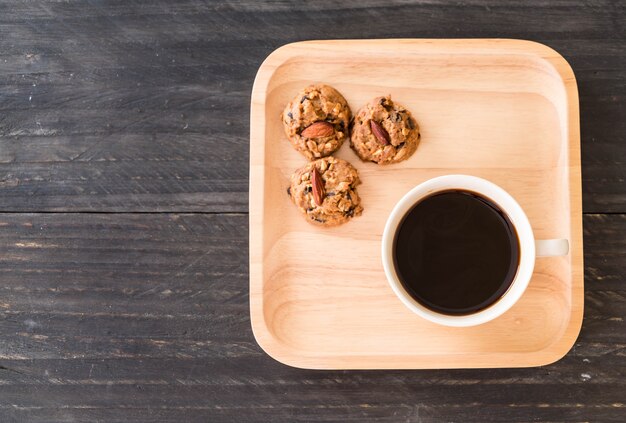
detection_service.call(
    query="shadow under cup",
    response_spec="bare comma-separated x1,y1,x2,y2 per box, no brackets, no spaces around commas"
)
391,189,521,316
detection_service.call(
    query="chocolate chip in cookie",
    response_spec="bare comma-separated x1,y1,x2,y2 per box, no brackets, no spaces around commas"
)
288,156,363,226
350,96,420,165
282,84,352,160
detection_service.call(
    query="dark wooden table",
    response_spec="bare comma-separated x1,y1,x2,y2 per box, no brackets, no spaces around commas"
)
0,1,624,422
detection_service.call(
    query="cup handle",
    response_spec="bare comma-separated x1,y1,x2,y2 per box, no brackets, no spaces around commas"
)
535,239,569,257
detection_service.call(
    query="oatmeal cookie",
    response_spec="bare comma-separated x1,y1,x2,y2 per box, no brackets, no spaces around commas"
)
282,84,351,160
287,156,363,226
350,96,420,164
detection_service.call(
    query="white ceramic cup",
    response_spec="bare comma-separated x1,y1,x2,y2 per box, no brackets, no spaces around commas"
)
381,175,569,327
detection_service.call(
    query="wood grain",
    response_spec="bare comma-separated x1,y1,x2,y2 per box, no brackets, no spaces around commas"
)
0,0,623,212
0,213,622,422
250,39,583,369
0,0,623,421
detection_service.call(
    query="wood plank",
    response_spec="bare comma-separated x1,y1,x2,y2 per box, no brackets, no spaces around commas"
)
0,0,623,421
0,384,624,423
583,214,626,291
0,212,623,422
0,0,623,212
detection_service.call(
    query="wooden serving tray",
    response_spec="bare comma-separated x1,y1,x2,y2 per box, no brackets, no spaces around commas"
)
249,39,583,369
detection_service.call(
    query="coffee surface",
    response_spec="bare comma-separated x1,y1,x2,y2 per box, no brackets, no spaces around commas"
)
393,190,520,315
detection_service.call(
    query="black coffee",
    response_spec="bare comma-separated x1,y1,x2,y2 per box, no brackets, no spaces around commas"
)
393,190,520,315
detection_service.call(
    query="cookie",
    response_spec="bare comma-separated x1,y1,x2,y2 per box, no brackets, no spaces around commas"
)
288,156,363,226
350,96,420,164
282,84,351,160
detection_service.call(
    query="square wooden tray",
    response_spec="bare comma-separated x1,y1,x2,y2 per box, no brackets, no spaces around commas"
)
249,39,583,369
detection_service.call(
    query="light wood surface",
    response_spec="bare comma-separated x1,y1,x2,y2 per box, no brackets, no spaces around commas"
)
250,39,582,369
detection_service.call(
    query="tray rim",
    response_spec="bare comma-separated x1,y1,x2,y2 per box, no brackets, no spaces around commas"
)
249,38,583,370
